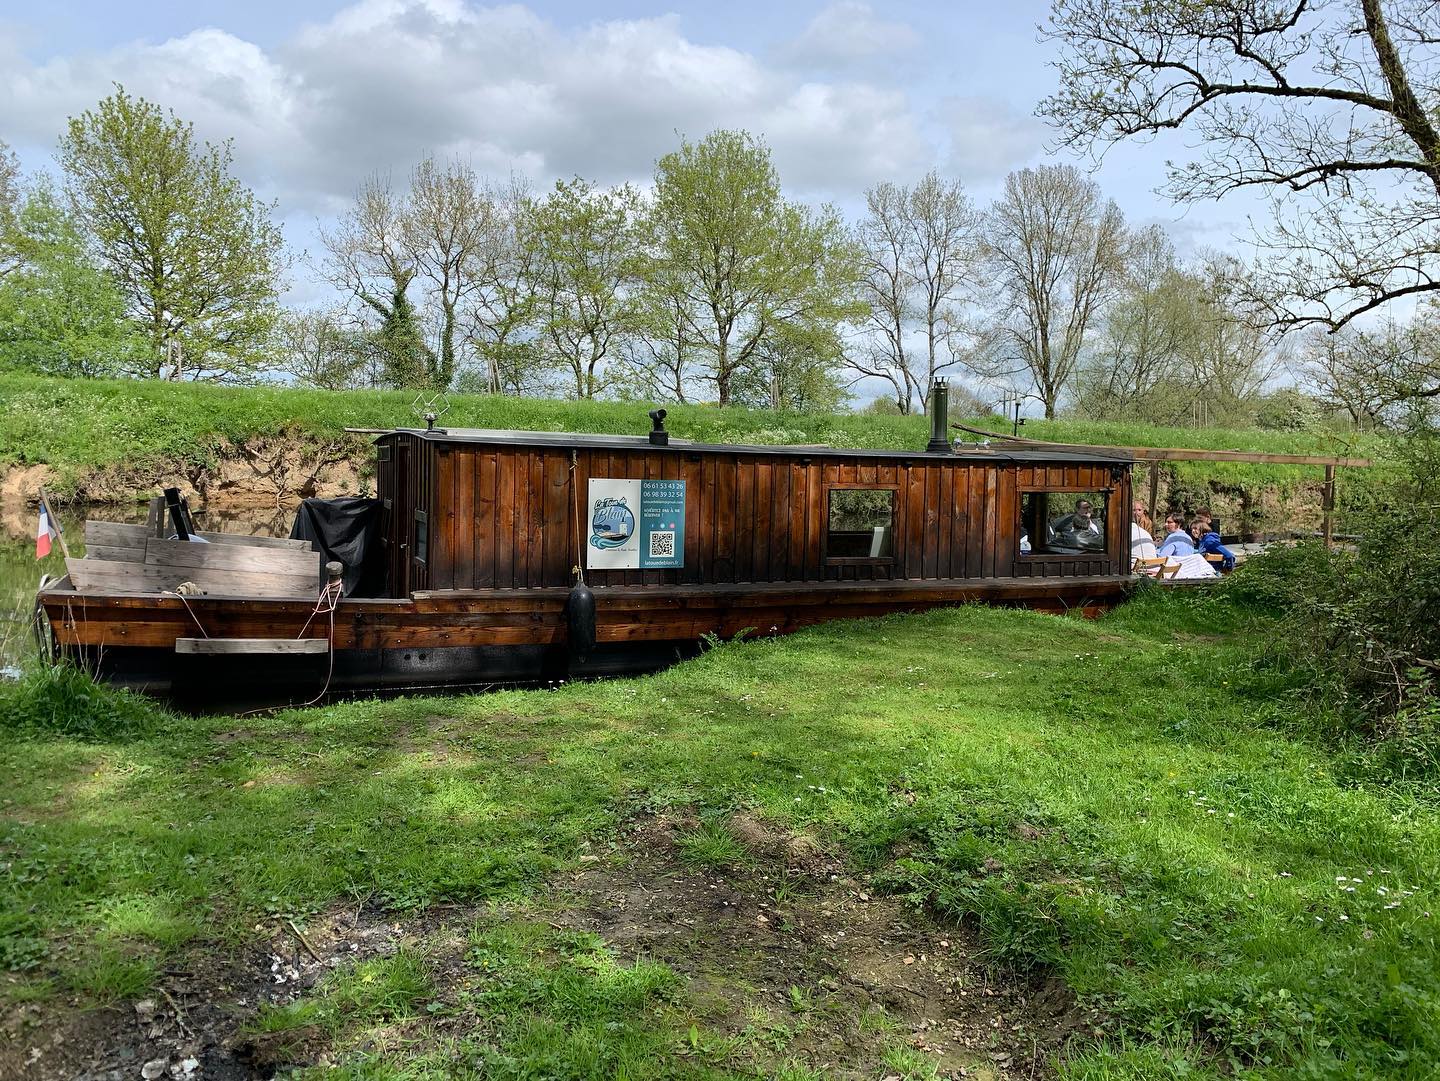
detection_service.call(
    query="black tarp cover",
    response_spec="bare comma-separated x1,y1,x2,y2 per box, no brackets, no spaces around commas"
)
289,497,385,597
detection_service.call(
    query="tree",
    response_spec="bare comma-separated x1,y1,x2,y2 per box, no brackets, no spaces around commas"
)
405,156,495,389
1073,226,1199,421
1183,253,1289,422
525,178,642,400
59,86,284,380
982,164,1129,418
463,176,545,396
0,138,20,277
852,172,983,414
1303,304,1440,427
276,308,368,390
647,130,861,405
0,184,145,377
1041,0,1440,332
320,173,437,389
734,322,850,412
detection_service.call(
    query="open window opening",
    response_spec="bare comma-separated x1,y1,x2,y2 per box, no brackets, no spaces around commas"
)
413,509,429,564
826,487,896,562
1019,491,1110,556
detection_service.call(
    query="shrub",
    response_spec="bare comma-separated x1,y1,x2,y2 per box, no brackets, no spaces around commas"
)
0,662,159,740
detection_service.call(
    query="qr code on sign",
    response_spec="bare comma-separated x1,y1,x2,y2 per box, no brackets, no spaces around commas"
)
648,531,676,559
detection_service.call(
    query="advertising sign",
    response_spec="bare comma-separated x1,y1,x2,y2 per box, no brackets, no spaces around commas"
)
587,478,685,570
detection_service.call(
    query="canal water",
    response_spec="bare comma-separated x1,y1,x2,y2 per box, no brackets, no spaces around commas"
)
0,502,292,675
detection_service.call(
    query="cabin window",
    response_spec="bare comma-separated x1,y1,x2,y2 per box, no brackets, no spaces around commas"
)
413,509,428,564
1018,491,1110,556
826,487,896,562
377,444,392,462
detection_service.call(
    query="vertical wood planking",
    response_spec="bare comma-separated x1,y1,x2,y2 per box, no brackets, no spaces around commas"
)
904,463,923,579
476,451,497,588
543,452,568,587
804,459,822,579
997,469,1017,578
753,460,772,582
982,467,998,578
735,458,754,582
715,455,737,582
923,464,941,579
495,452,515,588
770,457,791,581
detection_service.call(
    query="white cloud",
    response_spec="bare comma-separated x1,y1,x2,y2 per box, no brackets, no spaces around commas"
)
780,2,920,72
0,0,934,212
935,95,1047,185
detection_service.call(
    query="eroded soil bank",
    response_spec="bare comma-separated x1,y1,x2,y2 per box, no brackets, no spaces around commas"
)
0,430,370,519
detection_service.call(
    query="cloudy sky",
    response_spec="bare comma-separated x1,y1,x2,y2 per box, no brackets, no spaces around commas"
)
1,0,1258,306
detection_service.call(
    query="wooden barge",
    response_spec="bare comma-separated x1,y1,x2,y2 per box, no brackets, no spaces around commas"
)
36,411,1137,709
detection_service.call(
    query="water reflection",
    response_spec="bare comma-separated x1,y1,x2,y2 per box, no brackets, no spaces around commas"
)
0,502,293,672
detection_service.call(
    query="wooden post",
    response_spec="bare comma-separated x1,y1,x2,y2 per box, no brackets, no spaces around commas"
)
1322,464,1336,548
1147,462,1160,515
37,488,72,559
145,495,166,537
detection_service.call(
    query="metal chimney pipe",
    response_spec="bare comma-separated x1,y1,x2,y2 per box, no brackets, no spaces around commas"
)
926,378,952,453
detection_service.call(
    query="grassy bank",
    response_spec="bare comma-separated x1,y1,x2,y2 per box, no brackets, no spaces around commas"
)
0,374,1386,519
2,589,1435,1078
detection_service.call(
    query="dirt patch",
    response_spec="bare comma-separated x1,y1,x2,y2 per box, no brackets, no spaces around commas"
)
0,905,424,1081
549,815,1096,1079
0,815,1099,1079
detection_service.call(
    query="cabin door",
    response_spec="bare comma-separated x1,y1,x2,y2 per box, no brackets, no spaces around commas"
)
393,441,413,596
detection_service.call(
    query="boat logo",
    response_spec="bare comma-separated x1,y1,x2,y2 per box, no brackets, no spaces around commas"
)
590,497,635,549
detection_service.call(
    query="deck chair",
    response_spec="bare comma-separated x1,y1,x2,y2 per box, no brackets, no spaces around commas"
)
1155,560,1182,579
1132,556,1168,577
1203,553,1229,574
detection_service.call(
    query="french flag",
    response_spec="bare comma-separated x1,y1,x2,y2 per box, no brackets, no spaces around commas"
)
35,504,58,559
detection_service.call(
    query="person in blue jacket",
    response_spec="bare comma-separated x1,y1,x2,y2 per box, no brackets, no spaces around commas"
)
1189,518,1236,572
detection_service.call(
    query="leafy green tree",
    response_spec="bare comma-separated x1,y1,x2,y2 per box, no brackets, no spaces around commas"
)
646,130,862,405
59,86,285,381
0,184,145,377
734,322,851,412
0,138,20,276
524,178,643,400
320,172,439,389
276,308,369,390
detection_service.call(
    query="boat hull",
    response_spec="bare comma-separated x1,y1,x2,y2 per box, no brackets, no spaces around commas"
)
38,576,1135,710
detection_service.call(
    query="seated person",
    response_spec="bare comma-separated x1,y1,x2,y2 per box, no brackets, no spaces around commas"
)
1019,526,1031,554
1156,513,1196,558
1189,518,1236,572
1195,506,1222,538
1049,498,1106,551
1130,510,1157,560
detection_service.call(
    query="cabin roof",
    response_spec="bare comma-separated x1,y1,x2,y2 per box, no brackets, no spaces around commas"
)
378,426,1133,465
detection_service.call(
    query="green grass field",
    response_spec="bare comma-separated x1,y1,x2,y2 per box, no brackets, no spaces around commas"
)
0,373,1388,515
2,587,1435,1078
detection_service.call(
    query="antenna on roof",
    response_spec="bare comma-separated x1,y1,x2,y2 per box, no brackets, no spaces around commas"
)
412,391,451,432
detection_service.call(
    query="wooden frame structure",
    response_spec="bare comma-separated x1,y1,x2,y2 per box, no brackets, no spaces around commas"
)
952,423,1371,548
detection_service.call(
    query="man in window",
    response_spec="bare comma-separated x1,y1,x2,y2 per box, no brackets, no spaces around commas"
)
1050,498,1105,552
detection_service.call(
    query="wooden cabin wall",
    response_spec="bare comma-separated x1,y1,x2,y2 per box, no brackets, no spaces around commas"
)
418,444,1130,592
